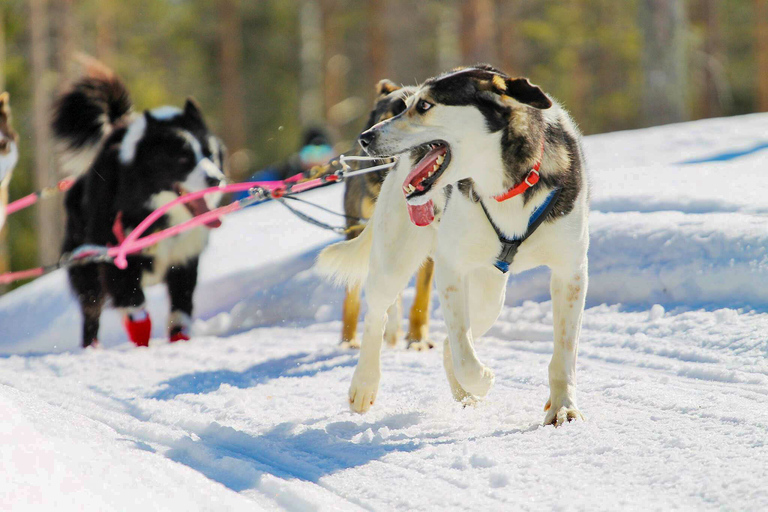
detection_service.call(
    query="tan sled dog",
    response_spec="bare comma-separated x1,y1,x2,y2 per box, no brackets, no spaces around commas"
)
340,80,435,350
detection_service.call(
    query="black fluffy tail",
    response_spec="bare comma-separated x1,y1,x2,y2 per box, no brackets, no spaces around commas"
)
51,57,132,176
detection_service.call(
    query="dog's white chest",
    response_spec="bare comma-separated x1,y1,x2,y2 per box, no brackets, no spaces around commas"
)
140,192,209,286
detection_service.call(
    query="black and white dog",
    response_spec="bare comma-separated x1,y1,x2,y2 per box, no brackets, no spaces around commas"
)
318,65,589,426
53,63,227,348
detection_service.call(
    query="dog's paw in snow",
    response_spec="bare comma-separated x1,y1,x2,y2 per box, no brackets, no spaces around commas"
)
455,363,495,398
348,369,381,413
406,339,434,351
543,397,585,427
339,338,361,350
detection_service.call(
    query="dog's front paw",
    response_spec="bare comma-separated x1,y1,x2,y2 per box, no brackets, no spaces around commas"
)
406,339,434,351
455,363,495,398
543,397,585,427
348,368,381,413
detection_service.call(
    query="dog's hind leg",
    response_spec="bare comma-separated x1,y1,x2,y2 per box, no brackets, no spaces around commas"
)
384,294,403,347
435,259,496,398
340,285,362,348
544,259,588,426
68,263,104,348
165,258,198,342
406,258,434,350
105,259,151,346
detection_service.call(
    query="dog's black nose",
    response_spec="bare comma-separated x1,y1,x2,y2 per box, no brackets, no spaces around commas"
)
358,130,376,150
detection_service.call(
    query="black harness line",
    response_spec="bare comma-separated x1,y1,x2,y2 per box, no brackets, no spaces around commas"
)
477,187,561,274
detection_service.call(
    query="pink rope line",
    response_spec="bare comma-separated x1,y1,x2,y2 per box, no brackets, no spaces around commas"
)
5,193,39,215
0,267,44,285
113,177,299,269
6,178,75,215
0,172,328,283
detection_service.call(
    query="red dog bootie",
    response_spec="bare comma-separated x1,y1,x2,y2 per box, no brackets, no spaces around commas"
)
169,329,190,343
123,309,152,347
168,311,191,342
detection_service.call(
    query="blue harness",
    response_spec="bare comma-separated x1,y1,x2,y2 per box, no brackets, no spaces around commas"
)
478,188,561,273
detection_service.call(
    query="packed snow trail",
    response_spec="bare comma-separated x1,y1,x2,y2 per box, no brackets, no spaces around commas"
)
1,114,768,510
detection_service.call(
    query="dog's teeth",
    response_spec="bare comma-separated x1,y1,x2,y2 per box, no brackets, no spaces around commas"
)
432,163,439,172
436,155,444,165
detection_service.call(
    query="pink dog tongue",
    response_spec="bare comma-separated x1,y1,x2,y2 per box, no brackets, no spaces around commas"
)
185,197,222,228
406,201,434,227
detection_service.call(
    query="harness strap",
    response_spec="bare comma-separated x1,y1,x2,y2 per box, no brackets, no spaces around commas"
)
479,188,561,273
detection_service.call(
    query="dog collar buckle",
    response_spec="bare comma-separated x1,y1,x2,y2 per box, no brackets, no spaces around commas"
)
524,168,540,188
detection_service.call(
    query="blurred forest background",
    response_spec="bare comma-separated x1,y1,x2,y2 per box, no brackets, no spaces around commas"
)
1,0,767,289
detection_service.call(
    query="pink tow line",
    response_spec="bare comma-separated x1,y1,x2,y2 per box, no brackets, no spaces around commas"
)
6,178,75,215
113,176,324,269
0,172,330,284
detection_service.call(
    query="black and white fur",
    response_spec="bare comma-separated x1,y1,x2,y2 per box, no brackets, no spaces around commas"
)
53,68,226,347
317,66,589,426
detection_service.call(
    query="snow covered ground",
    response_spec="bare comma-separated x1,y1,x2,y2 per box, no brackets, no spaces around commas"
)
1,114,768,511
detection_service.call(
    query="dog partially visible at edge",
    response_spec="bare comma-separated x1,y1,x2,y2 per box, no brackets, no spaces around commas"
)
339,79,436,350
0,92,19,232
317,65,589,426
52,61,227,348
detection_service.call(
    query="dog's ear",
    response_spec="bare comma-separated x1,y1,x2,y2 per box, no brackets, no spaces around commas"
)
503,78,552,110
376,79,400,98
183,97,205,123
0,92,9,116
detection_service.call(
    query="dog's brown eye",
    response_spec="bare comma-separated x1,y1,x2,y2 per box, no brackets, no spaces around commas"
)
415,100,433,114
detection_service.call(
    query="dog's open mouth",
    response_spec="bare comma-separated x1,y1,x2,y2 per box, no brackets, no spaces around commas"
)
173,184,222,228
400,141,451,227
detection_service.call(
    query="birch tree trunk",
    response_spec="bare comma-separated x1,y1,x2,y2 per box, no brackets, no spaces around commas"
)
219,0,247,162
30,0,62,266
639,0,689,126
300,0,324,127
461,0,498,65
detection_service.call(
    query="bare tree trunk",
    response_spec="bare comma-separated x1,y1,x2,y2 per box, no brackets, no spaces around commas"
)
300,0,324,126
691,0,725,118
756,0,768,111
54,0,76,84
639,0,689,126
322,0,349,132
460,0,498,65
219,0,247,159
496,0,520,74
0,9,8,290
436,2,461,71
368,0,388,83
95,2,115,65
30,0,61,266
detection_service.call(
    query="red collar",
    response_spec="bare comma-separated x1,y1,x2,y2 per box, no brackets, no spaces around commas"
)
493,142,545,203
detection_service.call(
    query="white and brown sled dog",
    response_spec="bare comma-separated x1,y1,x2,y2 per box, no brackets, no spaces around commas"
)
317,65,589,426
